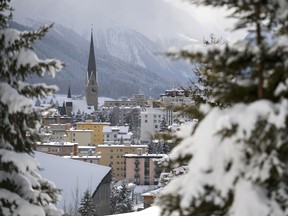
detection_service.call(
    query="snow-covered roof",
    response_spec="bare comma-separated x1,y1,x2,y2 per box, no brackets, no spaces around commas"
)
97,144,148,148
124,154,166,158
62,155,100,159
103,125,129,133
37,94,113,114
41,142,78,146
35,152,111,208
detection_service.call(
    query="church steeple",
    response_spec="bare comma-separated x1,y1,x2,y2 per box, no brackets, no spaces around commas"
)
87,28,97,81
67,84,71,99
85,27,98,110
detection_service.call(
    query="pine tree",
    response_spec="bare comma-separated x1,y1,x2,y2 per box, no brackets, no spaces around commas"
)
159,117,168,132
110,182,133,214
0,2,63,215
78,189,96,216
157,0,288,215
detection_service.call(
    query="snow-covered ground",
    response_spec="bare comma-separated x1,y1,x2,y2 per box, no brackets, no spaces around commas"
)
111,205,161,216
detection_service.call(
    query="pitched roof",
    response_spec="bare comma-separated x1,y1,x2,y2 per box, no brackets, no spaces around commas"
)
35,152,111,208
87,29,97,80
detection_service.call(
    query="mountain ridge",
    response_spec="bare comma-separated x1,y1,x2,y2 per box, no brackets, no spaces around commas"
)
11,21,195,99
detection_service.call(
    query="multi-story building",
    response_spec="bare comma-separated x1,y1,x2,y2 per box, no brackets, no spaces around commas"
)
75,120,110,145
65,129,93,146
140,89,195,143
49,123,71,142
124,154,164,185
102,106,141,126
140,107,165,143
42,115,72,126
104,94,146,108
36,142,101,164
103,125,132,144
97,144,147,180
35,142,78,156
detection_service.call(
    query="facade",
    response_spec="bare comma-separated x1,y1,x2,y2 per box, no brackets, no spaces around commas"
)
35,142,78,156
140,107,165,143
97,144,147,180
103,125,132,144
42,115,72,126
85,29,98,110
104,94,146,108
75,120,110,145
124,154,164,185
49,123,71,142
65,129,93,146
62,155,100,164
102,106,141,126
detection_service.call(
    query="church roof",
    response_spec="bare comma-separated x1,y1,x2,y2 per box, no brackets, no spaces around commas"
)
87,29,97,80
67,85,71,98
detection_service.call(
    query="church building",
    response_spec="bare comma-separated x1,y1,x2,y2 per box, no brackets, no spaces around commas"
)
85,29,98,110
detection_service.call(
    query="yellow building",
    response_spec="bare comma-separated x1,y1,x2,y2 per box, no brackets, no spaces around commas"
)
97,144,147,180
65,129,93,146
75,120,109,145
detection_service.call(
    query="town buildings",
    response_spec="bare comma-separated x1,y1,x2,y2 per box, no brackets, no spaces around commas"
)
103,125,132,144
65,129,93,146
75,120,110,145
97,144,147,180
124,154,164,185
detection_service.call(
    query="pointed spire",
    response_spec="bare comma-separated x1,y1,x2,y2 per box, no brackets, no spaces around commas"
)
87,27,97,80
67,84,71,98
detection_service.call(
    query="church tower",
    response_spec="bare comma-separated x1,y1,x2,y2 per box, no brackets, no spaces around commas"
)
85,29,98,110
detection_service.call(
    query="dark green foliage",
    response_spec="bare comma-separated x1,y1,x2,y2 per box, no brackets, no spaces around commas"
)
157,0,288,215
110,182,133,214
78,189,96,216
0,1,63,215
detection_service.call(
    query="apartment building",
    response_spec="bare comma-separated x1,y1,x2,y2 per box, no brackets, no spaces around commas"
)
49,123,71,142
65,129,93,146
103,125,132,144
35,142,78,156
140,107,165,143
97,144,147,180
75,120,110,145
124,154,164,185
104,94,146,108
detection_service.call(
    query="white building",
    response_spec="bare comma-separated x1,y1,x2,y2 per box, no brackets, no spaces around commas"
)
140,108,165,143
140,107,193,143
103,125,132,144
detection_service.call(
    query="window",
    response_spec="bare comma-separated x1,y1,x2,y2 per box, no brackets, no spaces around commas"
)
154,115,156,118
145,115,148,118
155,125,158,129
145,120,148,123
110,156,113,159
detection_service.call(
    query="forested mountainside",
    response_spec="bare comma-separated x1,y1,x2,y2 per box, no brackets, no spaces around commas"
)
11,21,194,99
